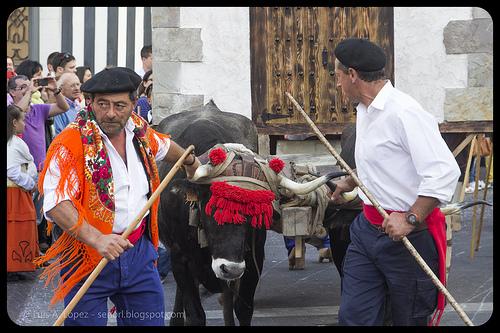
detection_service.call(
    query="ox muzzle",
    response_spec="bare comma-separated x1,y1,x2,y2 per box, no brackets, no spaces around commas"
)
211,257,246,280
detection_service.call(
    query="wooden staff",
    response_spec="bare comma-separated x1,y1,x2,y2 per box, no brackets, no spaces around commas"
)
475,148,493,251
470,142,482,259
460,136,477,202
286,92,474,326
53,145,195,326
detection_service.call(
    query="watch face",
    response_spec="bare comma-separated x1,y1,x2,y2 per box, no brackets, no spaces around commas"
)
407,214,417,225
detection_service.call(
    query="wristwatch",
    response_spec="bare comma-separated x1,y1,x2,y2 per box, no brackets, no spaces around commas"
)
54,87,62,95
405,211,420,227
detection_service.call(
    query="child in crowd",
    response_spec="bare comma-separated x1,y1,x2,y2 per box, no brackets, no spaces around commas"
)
6,104,39,281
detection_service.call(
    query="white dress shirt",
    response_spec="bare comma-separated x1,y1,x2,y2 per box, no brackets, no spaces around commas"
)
355,81,460,211
43,119,170,233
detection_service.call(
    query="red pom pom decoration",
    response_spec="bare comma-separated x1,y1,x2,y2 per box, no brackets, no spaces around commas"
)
269,157,285,174
208,147,227,166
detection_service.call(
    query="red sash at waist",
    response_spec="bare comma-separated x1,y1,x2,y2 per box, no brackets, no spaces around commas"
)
119,218,147,245
362,203,446,326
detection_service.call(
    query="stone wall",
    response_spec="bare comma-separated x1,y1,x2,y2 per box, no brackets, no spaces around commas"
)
151,7,252,126
152,7,204,124
443,7,493,122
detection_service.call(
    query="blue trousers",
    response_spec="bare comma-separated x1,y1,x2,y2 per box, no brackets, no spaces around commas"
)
338,213,438,326
157,245,171,278
61,235,165,326
283,235,330,255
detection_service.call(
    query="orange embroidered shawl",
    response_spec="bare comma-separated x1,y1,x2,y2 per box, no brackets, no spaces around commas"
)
33,109,170,306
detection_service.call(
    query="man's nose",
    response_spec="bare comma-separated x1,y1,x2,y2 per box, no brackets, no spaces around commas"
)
106,106,119,118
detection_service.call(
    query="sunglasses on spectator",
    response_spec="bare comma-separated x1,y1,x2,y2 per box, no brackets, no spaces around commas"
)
54,52,72,68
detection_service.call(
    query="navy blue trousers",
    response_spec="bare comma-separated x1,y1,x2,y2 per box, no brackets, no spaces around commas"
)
61,234,165,326
157,245,171,279
338,213,438,326
283,235,330,255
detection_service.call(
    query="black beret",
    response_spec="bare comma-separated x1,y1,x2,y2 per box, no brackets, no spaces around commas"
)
80,67,142,94
334,38,386,72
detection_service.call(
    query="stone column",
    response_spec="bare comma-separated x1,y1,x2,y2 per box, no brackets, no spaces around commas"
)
443,8,492,121
152,7,204,125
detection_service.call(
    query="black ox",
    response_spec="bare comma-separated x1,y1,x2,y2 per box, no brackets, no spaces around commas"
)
156,101,340,326
157,101,262,326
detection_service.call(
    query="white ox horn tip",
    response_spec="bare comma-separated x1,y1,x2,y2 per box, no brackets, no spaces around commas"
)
440,200,492,215
189,164,212,182
279,174,330,195
279,170,348,196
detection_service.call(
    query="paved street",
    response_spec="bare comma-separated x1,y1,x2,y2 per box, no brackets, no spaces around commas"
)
7,190,493,326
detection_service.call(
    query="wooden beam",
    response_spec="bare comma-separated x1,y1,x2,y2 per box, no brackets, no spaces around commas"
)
257,122,349,135
439,121,493,133
453,134,476,157
257,120,493,136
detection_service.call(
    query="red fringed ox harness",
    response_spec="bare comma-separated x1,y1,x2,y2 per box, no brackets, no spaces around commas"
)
194,146,286,230
206,182,275,229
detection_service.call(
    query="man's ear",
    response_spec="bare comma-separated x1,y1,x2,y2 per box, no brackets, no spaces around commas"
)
348,68,357,83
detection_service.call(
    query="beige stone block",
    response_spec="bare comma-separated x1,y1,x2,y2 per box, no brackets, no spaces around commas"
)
444,19,492,54
468,53,492,87
152,7,180,28
444,88,492,121
153,28,203,62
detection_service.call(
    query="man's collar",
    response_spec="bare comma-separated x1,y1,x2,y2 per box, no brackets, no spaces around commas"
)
366,80,393,113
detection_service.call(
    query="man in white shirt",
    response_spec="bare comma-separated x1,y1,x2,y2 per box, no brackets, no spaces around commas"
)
330,38,460,326
35,67,200,326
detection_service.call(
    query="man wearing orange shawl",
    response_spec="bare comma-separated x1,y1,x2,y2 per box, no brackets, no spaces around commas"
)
329,38,460,326
34,67,200,326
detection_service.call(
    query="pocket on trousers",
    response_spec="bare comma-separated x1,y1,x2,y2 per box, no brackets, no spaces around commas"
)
412,278,437,318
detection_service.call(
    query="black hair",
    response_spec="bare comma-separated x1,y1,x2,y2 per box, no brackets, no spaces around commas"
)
14,59,43,80
145,83,153,98
47,51,60,66
7,75,29,91
143,69,153,82
138,70,153,96
76,66,92,84
7,104,23,142
140,45,152,59
336,60,385,82
51,52,76,71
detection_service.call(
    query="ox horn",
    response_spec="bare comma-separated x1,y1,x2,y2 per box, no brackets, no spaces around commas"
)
440,200,492,215
279,171,348,195
189,163,213,182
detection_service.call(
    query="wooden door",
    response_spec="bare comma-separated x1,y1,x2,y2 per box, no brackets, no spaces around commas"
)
250,7,394,135
7,7,30,67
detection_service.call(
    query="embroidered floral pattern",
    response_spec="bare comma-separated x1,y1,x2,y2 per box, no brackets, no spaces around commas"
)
73,109,162,215
76,109,115,211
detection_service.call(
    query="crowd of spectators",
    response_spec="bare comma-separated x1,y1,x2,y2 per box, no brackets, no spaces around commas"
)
6,45,169,283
